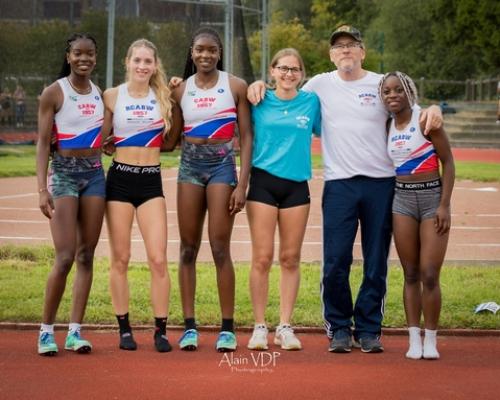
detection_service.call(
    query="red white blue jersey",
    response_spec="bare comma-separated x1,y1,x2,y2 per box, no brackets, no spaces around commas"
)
387,106,439,176
54,78,104,149
112,84,165,148
180,71,236,139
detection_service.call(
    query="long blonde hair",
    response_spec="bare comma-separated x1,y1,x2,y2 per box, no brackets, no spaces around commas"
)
125,39,172,132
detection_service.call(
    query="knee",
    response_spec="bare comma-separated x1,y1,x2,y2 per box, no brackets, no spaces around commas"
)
180,243,199,265
111,252,131,275
403,267,420,285
421,270,440,291
76,247,95,268
279,251,300,271
253,253,273,273
148,254,167,278
210,242,230,266
54,251,75,275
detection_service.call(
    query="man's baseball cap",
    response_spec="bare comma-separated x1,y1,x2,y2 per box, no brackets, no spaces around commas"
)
329,25,362,45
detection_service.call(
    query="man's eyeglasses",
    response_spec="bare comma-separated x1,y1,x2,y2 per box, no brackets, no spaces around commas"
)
274,65,302,75
330,42,362,51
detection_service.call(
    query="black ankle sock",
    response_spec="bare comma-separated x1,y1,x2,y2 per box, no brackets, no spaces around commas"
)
184,318,196,331
116,313,132,335
154,317,168,336
221,318,234,333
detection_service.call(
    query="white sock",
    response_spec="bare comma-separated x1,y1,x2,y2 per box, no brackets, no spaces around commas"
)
406,327,423,359
40,324,54,335
423,329,440,359
68,323,81,335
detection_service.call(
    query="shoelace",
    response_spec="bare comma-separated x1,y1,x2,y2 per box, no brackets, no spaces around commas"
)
219,332,234,342
279,326,295,339
40,333,54,344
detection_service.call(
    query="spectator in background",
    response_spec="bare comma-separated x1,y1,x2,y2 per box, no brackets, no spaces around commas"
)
14,84,26,128
0,87,14,126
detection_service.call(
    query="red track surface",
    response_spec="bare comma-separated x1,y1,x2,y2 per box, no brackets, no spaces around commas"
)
1,329,499,400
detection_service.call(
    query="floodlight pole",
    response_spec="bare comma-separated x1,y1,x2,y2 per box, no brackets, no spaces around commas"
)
261,0,268,82
224,0,234,73
106,0,116,88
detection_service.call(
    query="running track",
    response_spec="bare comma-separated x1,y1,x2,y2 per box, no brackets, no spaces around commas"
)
0,329,499,400
1,152,499,262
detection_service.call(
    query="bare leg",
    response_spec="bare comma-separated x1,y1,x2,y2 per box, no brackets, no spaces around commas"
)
177,183,206,320
419,219,448,330
393,213,422,359
136,197,170,317
206,184,235,319
393,214,421,327
70,195,105,323
107,201,135,315
277,204,309,325
43,197,79,324
247,201,278,324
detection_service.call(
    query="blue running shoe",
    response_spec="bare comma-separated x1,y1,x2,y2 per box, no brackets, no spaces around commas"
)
38,332,58,356
179,329,199,351
64,330,92,354
216,331,237,352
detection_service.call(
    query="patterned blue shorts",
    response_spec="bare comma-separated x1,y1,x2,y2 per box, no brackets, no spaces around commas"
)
178,140,237,187
48,153,105,199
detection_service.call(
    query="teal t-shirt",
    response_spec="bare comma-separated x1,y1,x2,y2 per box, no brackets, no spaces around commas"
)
251,90,321,182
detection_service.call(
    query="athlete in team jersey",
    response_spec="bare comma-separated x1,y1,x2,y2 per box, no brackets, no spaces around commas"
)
102,39,173,352
246,48,321,351
163,27,252,352
380,71,455,360
36,33,105,356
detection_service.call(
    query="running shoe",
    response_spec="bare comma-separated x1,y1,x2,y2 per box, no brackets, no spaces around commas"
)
358,335,384,353
329,329,352,353
247,324,269,350
38,332,58,356
179,329,199,351
216,331,237,352
119,332,137,351
274,325,302,351
154,332,172,353
64,330,92,353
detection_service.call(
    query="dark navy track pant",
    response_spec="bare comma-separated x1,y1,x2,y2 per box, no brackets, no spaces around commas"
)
321,176,394,339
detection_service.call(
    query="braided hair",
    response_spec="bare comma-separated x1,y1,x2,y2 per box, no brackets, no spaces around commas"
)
58,33,98,79
378,71,418,107
182,27,224,80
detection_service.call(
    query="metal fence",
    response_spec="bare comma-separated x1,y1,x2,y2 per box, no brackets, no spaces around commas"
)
417,77,499,101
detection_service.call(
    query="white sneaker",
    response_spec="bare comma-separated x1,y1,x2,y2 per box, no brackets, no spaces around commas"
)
274,324,302,350
247,324,269,350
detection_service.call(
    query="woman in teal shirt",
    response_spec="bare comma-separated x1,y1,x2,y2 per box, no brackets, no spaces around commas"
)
246,48,321,351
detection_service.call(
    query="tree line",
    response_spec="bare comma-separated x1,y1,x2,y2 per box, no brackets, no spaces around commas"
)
0,0,498,99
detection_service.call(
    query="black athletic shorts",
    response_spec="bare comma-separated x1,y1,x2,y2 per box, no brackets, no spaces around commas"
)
106,160,164,208
246,167,310,209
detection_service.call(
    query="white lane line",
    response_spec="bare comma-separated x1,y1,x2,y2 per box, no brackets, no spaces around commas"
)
0,207,40,211
1,237,498,248
455,186,498,192
0,219,46,224
0,236,48,240
0,193,37,200
2,220,500,231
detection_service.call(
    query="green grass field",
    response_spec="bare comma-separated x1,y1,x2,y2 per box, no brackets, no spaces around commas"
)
0,245,498,329
0,145,499,181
